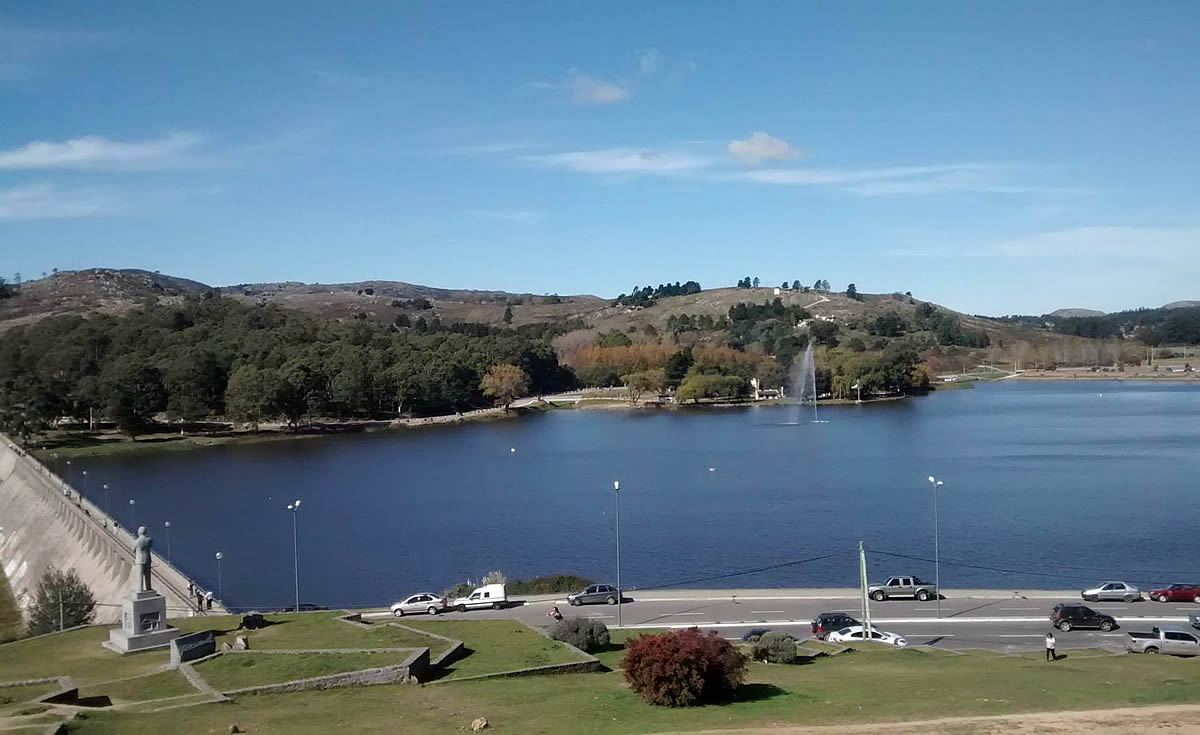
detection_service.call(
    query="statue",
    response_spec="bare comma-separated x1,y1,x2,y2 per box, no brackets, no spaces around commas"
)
133,526,153,592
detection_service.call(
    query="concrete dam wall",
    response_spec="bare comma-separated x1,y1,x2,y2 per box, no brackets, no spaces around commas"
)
0,436,223,625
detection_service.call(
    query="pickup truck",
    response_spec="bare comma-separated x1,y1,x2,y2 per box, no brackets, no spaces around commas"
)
1126,626,1200,656
868,575,938,602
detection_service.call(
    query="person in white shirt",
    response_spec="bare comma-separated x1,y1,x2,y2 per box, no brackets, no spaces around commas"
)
1045,631,1056,661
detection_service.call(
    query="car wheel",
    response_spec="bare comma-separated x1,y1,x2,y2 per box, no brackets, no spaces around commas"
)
392,609,404,617
1194,595,1200,604
427,606,439,616
456,604,467,613
606,595,617,605
871,590,886,602
1058,621,1071,632
1100,620,1114,632
569,598,580,606
1124,594,1136,603
492,601,503,610
1146,646,1159,654
916,590,930,602
1158,594,1169,603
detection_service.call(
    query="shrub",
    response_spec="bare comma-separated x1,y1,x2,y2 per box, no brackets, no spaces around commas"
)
751,631,796,664
481,570,507,585
623,628,747,706
26,568,96,636
507,575,593,595
550,617,610,653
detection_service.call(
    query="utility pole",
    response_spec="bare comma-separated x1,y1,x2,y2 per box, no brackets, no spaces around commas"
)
59,591,64,632
859,541,871,637
288,501,302,612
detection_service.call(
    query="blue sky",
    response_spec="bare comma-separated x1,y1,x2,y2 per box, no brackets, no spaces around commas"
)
2,1,1198,315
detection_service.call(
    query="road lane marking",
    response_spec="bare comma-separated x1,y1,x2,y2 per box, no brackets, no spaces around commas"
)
586,615,614,619
751,610,786,614
668,612,705,616
1000,607,1040,610
913,608,939,611
998,635,1046,638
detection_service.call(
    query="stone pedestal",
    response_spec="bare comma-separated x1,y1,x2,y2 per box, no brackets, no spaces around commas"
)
103,590,180,654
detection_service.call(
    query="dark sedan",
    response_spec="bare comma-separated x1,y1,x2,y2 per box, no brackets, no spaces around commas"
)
567,584,622,606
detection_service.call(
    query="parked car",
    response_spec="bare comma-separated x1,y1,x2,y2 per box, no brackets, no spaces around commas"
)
811,612,861,640
1081,581,1142,602
1148,584,1200,603
868,575,938,602
452,583,507,612
1190,611,1200,630
826,625,907,647
1050,603,1116,632
390,593,447,617
1126,626,1200,656
567,584,621,606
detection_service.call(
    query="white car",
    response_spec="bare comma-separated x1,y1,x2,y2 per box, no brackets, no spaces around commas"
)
390,593,447,617
452,583,507,612
1082,582,1142,603
827,625,908,647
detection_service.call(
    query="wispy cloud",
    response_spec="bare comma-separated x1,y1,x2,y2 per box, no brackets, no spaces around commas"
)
727,132,799,165
524,148,712,175
468,209,544,224
0,132,206,170
569,75,631,104
0,183,123,220
638,48,660,74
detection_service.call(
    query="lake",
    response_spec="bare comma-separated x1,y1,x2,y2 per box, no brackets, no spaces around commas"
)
77,380,1200,610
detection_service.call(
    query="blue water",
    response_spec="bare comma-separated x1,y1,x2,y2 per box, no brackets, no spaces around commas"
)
76,380,1200,609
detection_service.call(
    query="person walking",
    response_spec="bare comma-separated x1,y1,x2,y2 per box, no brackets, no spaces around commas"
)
205,590,214,611
1045,631,1056,661
195,588,205,612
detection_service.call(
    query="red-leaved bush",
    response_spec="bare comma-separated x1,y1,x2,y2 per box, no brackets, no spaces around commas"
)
622,628,747,706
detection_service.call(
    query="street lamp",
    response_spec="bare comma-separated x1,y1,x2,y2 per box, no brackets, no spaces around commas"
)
128,498,136,529
287,500,302,613
928,476,945,619
81,470,87,500
215,552,224,600
102,484,110,516
164,521,172,561
613,481,621,628
65,459,71,485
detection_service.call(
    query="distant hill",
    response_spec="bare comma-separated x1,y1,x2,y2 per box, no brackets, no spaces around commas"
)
1162,301,1200,310
0,269,209,331
1049,308,1105,318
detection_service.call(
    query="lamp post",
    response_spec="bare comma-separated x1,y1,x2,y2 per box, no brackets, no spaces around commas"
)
81,470,87,500
102,484,110,517
163,521,172,561
65,459,71,487
128,499,136,530
215,552,224,600
928,476,944,619
287,500,301,613
613,480,621,628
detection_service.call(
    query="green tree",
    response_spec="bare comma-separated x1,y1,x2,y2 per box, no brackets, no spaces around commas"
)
808,320,840,346
26,568,96,636
503,305,514,325
846,283,859,300
102,356,166,438
780,281,789,290
675,374,748,403
792,280,801,291
664,348,694,387
225,365,277,429
755,360,786,390
752,277,760,288
164,349,225,422
622,368,666,404
481,363,529,410
598,329,633,348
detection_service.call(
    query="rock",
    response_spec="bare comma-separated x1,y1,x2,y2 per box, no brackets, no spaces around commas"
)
233,635,250,651
471,717,488,731
220,642,232,652
229,725,242,733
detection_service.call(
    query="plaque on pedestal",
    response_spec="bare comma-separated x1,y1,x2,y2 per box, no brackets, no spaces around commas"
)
104,590,180,654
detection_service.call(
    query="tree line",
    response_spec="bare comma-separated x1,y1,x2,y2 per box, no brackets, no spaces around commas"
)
0,293,577,440
615,281,703,307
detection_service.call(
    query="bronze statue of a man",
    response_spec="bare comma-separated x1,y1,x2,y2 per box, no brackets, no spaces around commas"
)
133,526,153,592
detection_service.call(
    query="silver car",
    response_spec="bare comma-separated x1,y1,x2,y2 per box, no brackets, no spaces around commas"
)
1081,581,1142,602
567,584,622,606
390,592,447,616
868,575,938,602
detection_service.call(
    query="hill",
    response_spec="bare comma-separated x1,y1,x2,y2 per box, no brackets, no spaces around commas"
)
1049,308,1105,318
0,269,209,331
1162,300,1200,310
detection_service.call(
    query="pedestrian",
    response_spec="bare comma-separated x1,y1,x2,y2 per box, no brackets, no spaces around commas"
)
187,581,195,596
1045,631,1056,661
548,606,563,622
205,590,214,610
195,588,205,611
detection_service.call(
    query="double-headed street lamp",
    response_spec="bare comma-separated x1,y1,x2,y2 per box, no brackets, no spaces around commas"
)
287,500,302,613
613,481,622,628
928,476,945,618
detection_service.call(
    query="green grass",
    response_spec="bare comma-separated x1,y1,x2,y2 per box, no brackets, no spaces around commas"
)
402,619,585,679
0,569,20,644
170,611,451,657
0,625,167,686
0,682,60,716
64,642,1200,735
194,651,412,692
77,670,196,704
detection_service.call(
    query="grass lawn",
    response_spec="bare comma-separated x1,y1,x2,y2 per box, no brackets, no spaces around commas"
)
194,651,412,692
0,626,167,686
0,571,20,644
0,682,60,716
77,670,197,704
402,619,585,679
64,644,1200,734
170,611,450,657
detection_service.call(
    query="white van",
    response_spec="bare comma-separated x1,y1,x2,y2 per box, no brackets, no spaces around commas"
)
452,584,507,612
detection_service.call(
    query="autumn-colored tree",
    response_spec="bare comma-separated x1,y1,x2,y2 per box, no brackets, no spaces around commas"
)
623,628,747,706
480,364,529,411
621,368,667,405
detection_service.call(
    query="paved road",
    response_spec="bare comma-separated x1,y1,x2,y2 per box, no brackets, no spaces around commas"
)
367,588,1200,653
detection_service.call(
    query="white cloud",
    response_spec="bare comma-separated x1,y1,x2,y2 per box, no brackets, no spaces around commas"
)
727,132,798,165
570,76,631,104
0,183,122,220
638,48,660,74
468,209,543,224
525,148,712,175
0,132,204,170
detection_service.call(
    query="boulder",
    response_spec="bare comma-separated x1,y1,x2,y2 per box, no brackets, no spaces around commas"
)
229,725,242,734
220,642,232,652
471,717,488,731
233,635,250,651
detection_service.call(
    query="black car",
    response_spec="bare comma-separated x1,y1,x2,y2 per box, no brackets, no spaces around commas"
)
1050,603,1116,632
811,612,861,639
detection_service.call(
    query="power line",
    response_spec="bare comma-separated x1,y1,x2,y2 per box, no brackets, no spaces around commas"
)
635,550,856,591
868,549,1190,586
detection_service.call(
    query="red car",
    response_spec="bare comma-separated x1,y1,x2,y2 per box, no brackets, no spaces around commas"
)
1149,584,1200,603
